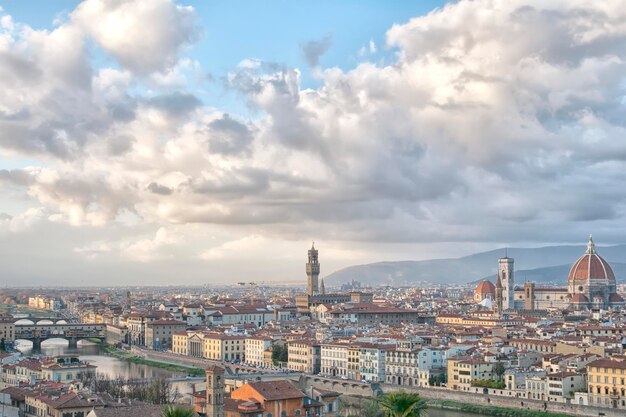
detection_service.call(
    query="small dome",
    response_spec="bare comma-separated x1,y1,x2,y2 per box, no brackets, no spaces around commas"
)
571,294,589,304
474,280,496,303
609,293,624,303
476,280,495,294
475,280,495,294
568,236,615,285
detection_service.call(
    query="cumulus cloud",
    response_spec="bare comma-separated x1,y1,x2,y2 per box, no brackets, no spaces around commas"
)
3,0,626,285
71,0,199,75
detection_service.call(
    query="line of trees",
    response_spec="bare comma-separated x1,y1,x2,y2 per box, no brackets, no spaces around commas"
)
81,374,180,404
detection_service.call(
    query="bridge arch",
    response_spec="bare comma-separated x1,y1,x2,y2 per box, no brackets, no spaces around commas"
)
41,338,70,347
14,339,34,350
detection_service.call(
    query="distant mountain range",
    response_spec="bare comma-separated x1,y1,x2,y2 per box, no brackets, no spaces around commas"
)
325,244,626,287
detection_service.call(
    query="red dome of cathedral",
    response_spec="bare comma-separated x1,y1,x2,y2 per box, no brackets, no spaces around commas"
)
568,236,615,285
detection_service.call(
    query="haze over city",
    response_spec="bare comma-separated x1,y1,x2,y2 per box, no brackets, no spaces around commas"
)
2,0,626,286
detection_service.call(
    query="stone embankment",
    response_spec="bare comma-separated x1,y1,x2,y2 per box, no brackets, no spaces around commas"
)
380,385,624,417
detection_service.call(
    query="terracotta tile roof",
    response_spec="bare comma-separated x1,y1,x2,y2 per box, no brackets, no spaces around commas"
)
588,358,626,370
224,397,264,414
44,391,105,409
89,404,169,417
244,380,304,401
147,319,187,326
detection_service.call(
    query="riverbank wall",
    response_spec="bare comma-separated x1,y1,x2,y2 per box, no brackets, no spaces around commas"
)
131,347,215,369
380,385,623,417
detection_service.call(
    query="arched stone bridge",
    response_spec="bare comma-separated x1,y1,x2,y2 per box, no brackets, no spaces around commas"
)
15,323,105,349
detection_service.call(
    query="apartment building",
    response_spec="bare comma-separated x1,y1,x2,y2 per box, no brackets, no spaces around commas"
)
447,358,496,391
172,331,205,358
359,344,388,382
508,339,557,354
2,359,43,386
222,379,340,417
203,333,246,362
206,306,292,327
104,324,129,345
127,311,171,346
327,304,422,326
288,340,321,374
0,318,15,342
245,337,273,367
347,346,360,380
144,319,187,350
587,358,626,409
41,356,97,384
385,346,419,386
28,296,62,311
25,390,105,417
320,343,349,378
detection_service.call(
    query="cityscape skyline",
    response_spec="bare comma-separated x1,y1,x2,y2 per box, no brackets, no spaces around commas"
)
1,2,626,416
2,0,626,286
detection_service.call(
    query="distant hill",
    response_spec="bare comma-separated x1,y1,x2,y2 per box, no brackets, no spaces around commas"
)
472,263,626,286
325,244,626,286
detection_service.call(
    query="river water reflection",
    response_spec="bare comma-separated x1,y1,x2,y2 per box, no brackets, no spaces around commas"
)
15,339,194,398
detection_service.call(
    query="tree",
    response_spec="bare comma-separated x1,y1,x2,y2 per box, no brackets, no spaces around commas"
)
161,405,196,417
272,344,288,365
81,374,175,405
436,373,447,386
377,391,427,417
493,361,506,381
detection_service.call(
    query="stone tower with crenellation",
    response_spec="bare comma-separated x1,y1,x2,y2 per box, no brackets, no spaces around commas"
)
306,242,320,296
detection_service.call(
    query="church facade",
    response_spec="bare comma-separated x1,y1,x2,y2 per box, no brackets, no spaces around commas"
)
479,236,624,312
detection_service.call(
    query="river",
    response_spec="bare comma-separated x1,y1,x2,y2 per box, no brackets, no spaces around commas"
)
14,339,196,400
14,339,480,416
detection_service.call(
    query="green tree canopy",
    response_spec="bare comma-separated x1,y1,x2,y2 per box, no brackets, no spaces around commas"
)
377,391,428,417
493,362,506,380
161,405,196,417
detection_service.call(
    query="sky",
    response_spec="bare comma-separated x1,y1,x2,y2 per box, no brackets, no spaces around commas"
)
1,0,626,287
